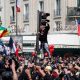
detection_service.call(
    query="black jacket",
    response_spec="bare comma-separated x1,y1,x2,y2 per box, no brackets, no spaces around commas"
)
39,24,50,43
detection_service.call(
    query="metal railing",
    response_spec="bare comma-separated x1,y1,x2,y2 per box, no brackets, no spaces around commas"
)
53,24,77,33
67,7,80,16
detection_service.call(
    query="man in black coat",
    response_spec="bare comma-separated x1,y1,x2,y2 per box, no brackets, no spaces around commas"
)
39,23,51,58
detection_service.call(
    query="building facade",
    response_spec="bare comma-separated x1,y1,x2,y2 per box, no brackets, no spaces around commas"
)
0,0,79,34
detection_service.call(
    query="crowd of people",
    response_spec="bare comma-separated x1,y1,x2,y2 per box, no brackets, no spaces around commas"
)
0,52,80,80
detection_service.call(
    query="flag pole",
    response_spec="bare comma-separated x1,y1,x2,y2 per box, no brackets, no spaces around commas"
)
36,10,40,54
16,0,18,36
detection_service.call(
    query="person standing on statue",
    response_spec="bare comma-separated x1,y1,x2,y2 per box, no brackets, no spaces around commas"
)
39,22,51,58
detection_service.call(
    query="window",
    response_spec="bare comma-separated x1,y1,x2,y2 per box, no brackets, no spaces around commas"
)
56,0,61,16
23,4,29,21
77,0,80,7
39,1,44,11
10,6,15,22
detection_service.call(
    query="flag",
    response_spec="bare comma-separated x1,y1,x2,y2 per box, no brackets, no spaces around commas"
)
78,19,80,36
0,29,9,38
8,37,14,49
0,40,4,52
16,0,20,12
0,26,6,37
8,37,16,51
15,48,19,57
3,46,10,56
75,18,80,36
8,37,19,56
0,40,7,55
0,39,4,46
0,26,10,38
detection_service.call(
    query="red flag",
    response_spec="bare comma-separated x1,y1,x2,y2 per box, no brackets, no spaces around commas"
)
78,24,80,36
16,0,20,12
15,47,19,57
8,37,16,51
50,49,54,55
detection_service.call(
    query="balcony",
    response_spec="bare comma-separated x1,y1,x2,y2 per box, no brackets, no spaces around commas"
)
23,14,29,22
53,24,77,33
54,9,61,18
67,7,80,17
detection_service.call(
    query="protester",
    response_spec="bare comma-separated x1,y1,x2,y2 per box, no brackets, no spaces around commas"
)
0,53,80,80
39,23,51,58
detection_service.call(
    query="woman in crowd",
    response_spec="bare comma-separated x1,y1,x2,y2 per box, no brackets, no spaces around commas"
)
0,52,80,80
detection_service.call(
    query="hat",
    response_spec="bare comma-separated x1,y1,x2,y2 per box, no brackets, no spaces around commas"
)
52,71,58,78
